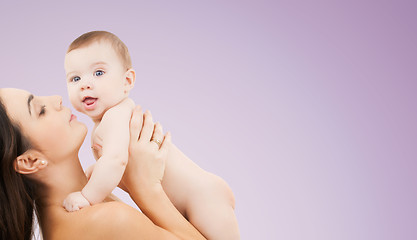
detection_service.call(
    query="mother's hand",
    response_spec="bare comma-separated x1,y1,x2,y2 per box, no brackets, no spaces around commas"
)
120,106,171,194
119,106,206,240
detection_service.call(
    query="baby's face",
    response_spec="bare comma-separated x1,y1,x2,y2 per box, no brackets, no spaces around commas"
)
65,41,130,121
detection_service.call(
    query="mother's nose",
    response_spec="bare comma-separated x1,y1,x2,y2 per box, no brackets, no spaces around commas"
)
51,95,63,110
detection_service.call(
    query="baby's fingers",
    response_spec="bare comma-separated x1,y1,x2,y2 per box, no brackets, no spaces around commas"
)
63,196,79,212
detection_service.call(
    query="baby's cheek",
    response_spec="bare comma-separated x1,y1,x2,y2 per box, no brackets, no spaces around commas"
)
67,90,79,106
70,99,83,113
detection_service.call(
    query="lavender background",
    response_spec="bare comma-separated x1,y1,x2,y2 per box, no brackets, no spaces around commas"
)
1,1,416,239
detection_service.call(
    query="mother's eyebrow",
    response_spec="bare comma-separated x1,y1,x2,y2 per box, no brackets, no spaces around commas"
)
27,94,34,115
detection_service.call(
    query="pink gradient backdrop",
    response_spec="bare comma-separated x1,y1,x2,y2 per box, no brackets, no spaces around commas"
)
1,1,416,239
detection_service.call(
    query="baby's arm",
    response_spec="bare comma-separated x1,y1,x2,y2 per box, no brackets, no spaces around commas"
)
83,98,135,204
63,98,135,211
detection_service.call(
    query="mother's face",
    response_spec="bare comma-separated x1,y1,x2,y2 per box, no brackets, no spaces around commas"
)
0,88,87,160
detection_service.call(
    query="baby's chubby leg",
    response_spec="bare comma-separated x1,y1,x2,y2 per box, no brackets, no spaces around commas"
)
162,144,240,240
186,172,240,240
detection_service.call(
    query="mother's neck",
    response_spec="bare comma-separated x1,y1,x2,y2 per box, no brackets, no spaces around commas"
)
37,155,88,209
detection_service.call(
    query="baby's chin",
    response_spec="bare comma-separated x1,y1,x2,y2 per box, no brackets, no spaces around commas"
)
74,107,105,122
86,110,105,122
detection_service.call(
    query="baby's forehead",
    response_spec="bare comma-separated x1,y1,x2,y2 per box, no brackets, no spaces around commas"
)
66,37,130,70
65,41,118,63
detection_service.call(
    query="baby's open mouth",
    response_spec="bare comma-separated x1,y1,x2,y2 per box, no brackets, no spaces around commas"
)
83,97,97,106
82,97,98,110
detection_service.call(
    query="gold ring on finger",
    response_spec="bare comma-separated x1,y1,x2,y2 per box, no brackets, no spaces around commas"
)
150,138,162,148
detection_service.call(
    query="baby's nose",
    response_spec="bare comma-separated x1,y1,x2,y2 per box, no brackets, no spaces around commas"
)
81,81,92,90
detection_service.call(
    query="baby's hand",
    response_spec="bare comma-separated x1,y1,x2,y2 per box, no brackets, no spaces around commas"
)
63,191,91,212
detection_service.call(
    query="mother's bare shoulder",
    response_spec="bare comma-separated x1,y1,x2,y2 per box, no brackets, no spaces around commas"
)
51,201,155,240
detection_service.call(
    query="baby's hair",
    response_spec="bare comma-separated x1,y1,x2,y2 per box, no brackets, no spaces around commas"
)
67,31,132,69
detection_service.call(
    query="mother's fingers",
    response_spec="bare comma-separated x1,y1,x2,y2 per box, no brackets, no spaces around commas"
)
159,132,172,156
130,106,143,142
151,122,164,149
138,110,155,143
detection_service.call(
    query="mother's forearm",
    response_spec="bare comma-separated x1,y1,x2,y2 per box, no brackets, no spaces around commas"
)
129,183,206,240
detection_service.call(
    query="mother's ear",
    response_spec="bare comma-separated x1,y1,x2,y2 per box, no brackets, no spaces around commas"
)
14,149,48,174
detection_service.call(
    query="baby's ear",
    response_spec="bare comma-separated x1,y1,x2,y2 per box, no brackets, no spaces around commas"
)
124,68,136,91
14,149,48,175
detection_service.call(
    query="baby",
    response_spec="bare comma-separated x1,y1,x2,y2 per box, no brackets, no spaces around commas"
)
63,31,239,239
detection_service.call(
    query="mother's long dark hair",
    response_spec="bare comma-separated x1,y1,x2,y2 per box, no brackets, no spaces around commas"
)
0,98,40,240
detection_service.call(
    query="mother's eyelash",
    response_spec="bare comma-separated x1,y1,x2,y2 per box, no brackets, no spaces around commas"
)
39,105,46,116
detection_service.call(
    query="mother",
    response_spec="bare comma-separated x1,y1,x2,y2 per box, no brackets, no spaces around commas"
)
0,88,206,239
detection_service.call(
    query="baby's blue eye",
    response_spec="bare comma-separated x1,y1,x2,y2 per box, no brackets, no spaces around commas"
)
72,76,81,82
95,70,105,77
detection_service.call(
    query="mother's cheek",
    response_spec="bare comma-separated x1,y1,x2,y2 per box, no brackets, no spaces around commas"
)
32,124,72,154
